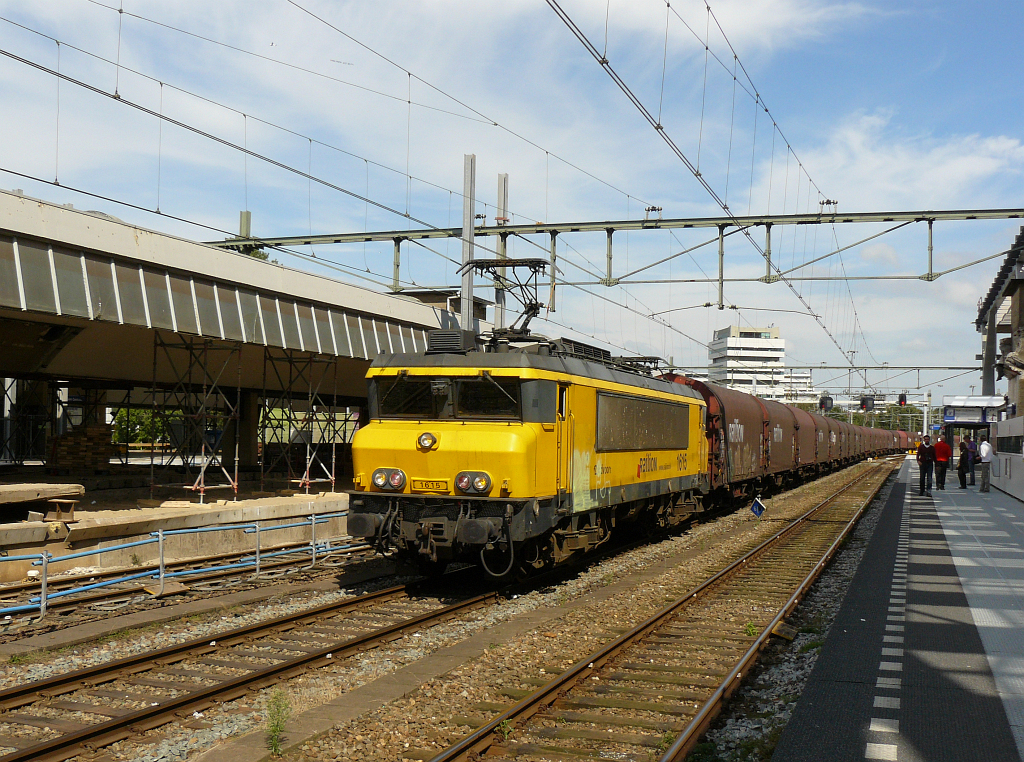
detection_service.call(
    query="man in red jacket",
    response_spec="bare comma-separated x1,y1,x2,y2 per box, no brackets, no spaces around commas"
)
934,435,952,490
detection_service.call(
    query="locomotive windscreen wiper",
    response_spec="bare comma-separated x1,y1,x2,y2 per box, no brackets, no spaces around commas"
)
377,370,408,409
482,371,518,406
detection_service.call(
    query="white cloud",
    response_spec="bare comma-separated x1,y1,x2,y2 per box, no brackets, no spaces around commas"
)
796,111,1024,210
0,1,1016,395
861,242,899,267
561,0,876,57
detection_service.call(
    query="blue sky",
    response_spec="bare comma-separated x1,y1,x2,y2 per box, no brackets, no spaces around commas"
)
0,0,1020,399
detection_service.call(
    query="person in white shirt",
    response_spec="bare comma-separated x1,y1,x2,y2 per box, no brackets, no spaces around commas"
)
978,434,994,493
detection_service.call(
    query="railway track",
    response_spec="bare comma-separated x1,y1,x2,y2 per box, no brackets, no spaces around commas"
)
431,457,898,762
0,574,494,762
0,539,374,635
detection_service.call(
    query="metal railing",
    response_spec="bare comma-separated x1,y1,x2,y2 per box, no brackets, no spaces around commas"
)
0,510,351,621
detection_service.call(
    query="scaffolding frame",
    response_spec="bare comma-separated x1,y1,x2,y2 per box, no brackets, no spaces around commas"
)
260,349,344,494
0,378,50,465
150,335,242,503
108,386,133,466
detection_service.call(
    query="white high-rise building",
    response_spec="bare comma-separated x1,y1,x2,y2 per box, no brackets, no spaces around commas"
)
707,326,817,403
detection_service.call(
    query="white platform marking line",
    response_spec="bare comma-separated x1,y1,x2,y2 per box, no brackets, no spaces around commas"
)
864,462,913,761
866,742,899,759
870,718,900,733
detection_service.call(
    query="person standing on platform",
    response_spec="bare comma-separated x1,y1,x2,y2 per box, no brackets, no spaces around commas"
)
934,435,952,490
958,440,969,489
967,435,978,485
917,435,936,496
979,434,993,493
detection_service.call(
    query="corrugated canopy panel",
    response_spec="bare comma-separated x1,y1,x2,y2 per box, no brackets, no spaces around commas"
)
0,231,434,362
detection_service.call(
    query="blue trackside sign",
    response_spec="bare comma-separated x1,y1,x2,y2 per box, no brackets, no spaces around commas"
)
751,497,766,518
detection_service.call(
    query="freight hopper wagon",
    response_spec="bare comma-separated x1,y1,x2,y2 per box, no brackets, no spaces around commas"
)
662,373,903,502
346,346,708,576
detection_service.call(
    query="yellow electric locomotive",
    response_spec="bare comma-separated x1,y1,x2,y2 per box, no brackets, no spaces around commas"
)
347,335,708,576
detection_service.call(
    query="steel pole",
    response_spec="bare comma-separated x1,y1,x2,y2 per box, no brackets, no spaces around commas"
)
392,238,402,293
983,310,997,395
606,228,614,285
38,553,48,619
549,231,558,312
460,155,476,330
718,225,725,310
495,173,508,330
157,529,165,597
927,219,934,281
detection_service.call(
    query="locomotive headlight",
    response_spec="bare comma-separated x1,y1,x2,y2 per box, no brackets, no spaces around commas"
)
372,469,388,488
456,471,491,493
417,432,437,449
388,469,406,489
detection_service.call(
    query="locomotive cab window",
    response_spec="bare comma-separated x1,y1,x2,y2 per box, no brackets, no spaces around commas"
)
455,376,520,419
374,376,446,418
371,374,523,420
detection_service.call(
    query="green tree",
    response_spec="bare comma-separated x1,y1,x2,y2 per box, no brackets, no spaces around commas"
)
111,409,180,443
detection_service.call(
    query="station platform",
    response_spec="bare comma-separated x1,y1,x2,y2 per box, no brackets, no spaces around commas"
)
772,457,1024,761
0,491,348,583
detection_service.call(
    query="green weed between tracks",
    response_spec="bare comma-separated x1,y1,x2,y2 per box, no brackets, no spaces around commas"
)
266,688,291,756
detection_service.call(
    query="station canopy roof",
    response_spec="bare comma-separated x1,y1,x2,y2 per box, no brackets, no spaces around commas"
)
942,395,1006,408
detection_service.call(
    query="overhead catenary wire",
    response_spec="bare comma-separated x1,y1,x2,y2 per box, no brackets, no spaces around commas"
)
0,16,474,209
80,0,492,124
84,0,653,209
11,4,952,371
0,47,439,228
830,222,882,365
0,165,425,291
641,3,869,361
663,0,829,204
0,41,533,284
3,13,660,294
5,151,688,362
543,0,863,379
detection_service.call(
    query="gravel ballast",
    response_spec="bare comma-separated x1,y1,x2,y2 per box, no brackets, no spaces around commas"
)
266,463,888,762
2,462,892,762
690,466,899,761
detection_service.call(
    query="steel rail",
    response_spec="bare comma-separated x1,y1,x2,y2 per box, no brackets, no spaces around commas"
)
0,584,407,711
0,580,495,762
0,542,372,620
430,459,896,761
659,460,896,760
0,539,366,598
